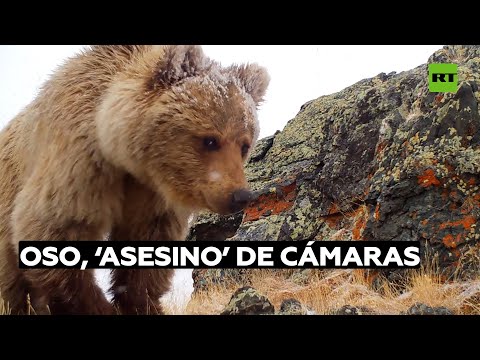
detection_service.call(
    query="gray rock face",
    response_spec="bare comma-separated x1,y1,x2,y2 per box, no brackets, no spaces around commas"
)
188,45,480,278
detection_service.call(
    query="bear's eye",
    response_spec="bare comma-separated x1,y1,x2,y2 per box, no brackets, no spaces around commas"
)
241,143,250,157
203,137,220,151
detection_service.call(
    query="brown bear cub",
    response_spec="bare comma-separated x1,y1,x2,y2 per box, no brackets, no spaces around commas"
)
0,45,270,315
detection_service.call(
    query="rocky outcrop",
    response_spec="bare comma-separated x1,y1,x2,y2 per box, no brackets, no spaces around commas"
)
188,45,480,278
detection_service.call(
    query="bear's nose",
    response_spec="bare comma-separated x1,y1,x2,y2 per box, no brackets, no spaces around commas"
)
230,189,254,213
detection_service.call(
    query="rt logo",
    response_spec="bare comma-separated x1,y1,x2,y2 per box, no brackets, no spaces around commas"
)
429,63,458,93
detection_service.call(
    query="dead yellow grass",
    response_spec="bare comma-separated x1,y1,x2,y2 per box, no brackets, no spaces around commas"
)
186,267,480,315
3,264,479,315
0,293,10,315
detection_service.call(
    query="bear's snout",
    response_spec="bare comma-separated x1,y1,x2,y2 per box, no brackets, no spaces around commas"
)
229,188,254,213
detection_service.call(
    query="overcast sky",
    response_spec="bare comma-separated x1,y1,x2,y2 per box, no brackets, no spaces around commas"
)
0,45,443,138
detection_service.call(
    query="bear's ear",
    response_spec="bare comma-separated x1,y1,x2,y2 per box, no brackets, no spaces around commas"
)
227,63,270,106
153,45,209,87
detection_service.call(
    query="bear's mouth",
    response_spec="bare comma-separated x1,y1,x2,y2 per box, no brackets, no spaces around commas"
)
200,190,232,216
199,191,218,213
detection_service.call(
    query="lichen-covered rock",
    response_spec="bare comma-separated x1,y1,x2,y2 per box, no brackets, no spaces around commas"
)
188,45,480,278
192,268,250,292
221,286,274,315
333,305,374,315
404,303,454,315
187,212,243,241
278,298,307,315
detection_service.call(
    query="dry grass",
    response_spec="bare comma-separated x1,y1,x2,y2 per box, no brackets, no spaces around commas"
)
186,266,480,315
0,292,10,315
3,264,479,315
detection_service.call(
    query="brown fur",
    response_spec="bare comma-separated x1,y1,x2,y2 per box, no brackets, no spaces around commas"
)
0,45,269,315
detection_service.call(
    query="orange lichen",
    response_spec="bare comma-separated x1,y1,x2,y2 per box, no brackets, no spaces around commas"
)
451,249,461,259
324,214,343,229
439,215,476,231
418,169,441,188
352,217,367,240
442,234,462,249
375,141,388,161
328,203,340,215
352,206,368,240
443,234,454,248
376,141,387,153
374,203,380,221
243,182,297,222
421,219,428,226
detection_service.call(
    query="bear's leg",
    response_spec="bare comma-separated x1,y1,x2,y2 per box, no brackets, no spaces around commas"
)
10,169,122,315
110,267,174,315
109,177,188,315
6,129,126,315
11,219,115,315
0,240,32,314
0,174,32,314
27,269,114,315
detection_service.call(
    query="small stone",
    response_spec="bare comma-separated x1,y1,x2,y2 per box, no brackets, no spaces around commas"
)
333,305,374,315
404,303,454,315
278,298,306,315
221,286,274,315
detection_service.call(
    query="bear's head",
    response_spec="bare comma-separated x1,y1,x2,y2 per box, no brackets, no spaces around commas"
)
96,45,270,215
